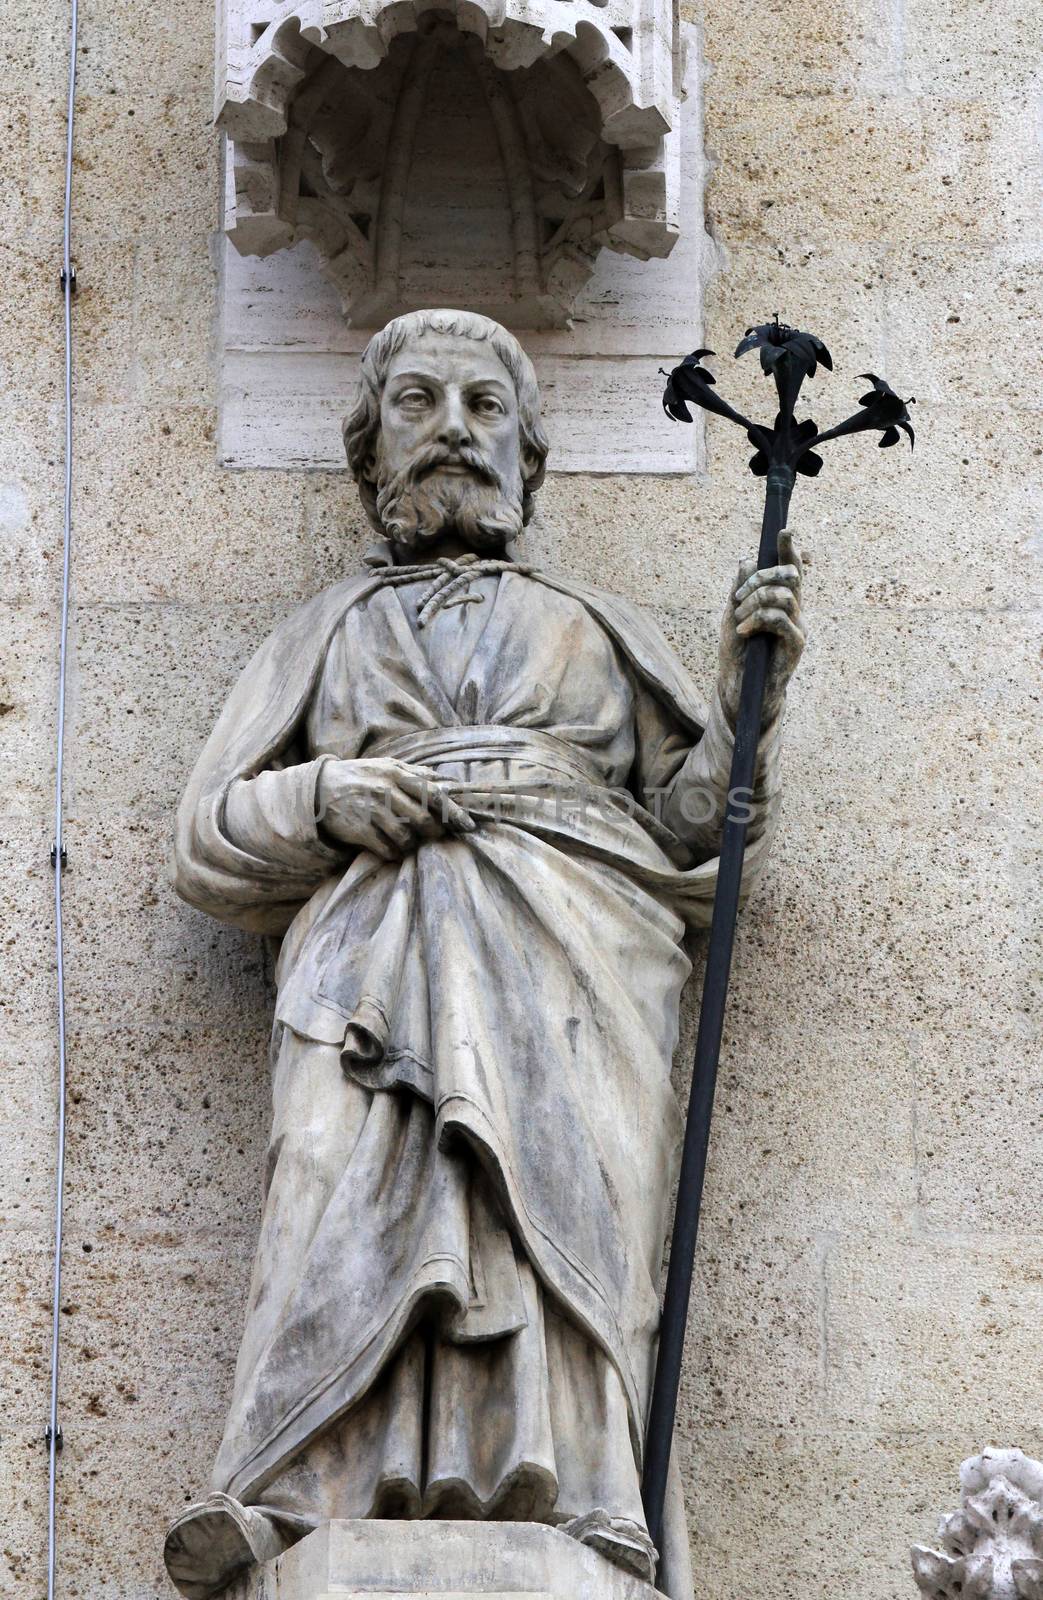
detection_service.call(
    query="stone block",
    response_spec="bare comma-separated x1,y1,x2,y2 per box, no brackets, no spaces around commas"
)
51,1239,251,1434
0,402,64,608
693,0,893,98
0,1417,48,1600
824,1235,1043,1435
36,1417,218,1600
725,822,1030,1041
532,478,742,615
68,407,309,603
696,1022,918,1235
531,396,1043,619
0,97,31,236
226,1520,668,1600
71,240,138,405
780,608,1043,833
132,239,217,407
0,0,66,96
676,1424,994,1600
0,240,65,408
0,605,57,816
705,94,1042,250
62,1019,271,1243
0,1231,54,1417
903,0,1043,98
800,399,1041,611
68,0,211,101
658,593,1043,840
679,1225,826,1428
913,1019,1043,1235
60,811,268,1031
302,477,394,594
0,1258,231,1590
532,421,1038,626
0,810,61,1034
68,601,288,819
884,247,1043,411
0,1028,57,1231
27,93,217,248
705,243,888,381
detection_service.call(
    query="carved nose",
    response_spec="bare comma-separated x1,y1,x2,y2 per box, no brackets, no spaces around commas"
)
438,398,472,450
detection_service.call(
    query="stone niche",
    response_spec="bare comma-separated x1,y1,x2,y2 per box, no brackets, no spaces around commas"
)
217,0,683,329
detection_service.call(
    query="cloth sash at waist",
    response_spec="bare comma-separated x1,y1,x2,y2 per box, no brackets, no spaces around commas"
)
366,725,609,790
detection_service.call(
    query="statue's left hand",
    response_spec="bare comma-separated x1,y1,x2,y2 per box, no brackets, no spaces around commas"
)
718,528,806,727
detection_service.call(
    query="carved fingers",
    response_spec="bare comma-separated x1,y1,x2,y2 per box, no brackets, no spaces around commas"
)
718,528,807,723
731,556,758,601
317,757,475,859
731,528,806,664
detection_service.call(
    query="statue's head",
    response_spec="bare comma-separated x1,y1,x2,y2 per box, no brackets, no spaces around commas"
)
343,309,550,553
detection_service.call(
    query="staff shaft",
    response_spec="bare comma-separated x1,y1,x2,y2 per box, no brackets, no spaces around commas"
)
641,464,795,1562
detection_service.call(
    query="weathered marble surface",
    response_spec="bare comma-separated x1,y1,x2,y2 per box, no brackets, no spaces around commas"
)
225,1520,670,1600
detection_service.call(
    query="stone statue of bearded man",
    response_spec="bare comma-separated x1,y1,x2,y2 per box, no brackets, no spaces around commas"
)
165,310,805,1600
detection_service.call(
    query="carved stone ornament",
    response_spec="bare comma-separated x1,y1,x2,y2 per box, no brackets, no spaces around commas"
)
216,0,682,325
912,1449,1043,1600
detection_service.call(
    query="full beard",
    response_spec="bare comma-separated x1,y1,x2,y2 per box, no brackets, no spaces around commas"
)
374,444,524,553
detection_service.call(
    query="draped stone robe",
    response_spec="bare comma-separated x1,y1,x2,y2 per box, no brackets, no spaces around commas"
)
173,548,782,1595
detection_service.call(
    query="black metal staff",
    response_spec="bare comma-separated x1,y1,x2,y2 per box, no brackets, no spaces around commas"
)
641,320,915,1562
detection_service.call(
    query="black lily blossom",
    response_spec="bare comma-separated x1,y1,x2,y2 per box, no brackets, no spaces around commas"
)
735,317,833,425
660,349,769,445
734,318,833,379
859,373,916,448
660,349,717,423
813,372,916,451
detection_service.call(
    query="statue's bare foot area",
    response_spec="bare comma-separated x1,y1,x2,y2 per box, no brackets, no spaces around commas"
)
163,1492,286,1600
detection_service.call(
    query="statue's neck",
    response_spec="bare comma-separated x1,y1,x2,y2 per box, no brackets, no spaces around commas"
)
389,533,510,566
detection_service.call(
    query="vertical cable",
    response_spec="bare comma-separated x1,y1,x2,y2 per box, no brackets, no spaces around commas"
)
47,0,78,1593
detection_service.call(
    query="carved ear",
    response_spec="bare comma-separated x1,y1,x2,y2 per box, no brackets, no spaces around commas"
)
522,446,548,497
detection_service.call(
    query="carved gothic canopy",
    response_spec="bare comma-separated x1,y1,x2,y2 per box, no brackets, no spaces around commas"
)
217,0,683,327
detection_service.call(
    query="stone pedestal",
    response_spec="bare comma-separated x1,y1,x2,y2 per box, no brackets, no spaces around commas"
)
226,1520,669,1600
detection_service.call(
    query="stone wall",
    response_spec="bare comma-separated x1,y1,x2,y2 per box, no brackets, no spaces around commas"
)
1,0,1040,1596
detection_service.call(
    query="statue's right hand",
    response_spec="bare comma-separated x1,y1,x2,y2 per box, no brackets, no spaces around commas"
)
316,758,475,860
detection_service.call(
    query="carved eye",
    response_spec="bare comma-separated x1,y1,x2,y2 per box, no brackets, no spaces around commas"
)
396,388,432,410
472,393,507,417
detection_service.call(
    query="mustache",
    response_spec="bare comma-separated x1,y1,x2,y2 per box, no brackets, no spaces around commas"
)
402,443,505,491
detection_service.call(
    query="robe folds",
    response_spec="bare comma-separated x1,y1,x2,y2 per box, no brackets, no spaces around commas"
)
173,550,782,1591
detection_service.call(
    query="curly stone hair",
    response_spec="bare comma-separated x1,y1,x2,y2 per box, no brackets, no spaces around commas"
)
342,309,551,531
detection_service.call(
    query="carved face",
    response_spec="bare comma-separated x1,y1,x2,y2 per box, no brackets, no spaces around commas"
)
369,332,527,552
